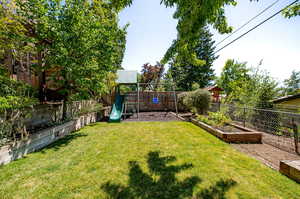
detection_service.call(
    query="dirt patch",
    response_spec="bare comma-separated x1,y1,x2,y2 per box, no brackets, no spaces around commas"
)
124,112,181,122
216,124,248,133
231,143,300,170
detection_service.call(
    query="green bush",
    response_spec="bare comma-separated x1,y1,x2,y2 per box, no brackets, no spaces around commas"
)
177,92,190,111
0,68,38,145
190,89,211,114
178,89,211,114
196,114,216,126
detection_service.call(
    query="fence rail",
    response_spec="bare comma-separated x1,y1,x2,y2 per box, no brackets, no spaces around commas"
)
209,103,300,154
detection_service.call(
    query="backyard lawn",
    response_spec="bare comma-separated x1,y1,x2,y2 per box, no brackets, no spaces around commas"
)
0,121,300,199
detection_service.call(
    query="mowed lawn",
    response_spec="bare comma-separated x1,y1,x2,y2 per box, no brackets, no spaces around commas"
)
0,122,300,199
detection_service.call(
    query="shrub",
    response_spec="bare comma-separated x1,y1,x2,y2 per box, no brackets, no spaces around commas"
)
177,92,189,111
190,89,211,114
197,111,231,127
207,112,231,127
196,114,215,126
177,89,211,114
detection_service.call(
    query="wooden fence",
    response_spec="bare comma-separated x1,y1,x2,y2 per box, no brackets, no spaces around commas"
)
125,91,182,112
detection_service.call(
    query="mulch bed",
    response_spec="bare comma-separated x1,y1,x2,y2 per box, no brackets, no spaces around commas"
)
124,112,181,122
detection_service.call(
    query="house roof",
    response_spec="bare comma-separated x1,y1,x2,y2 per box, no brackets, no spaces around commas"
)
204,85,224,91
272,93,300,104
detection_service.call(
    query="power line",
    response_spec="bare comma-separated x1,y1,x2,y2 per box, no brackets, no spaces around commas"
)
215,0,299,53
215,0,281,47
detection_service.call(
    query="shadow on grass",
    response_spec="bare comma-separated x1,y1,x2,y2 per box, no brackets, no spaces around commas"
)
101,151,237,199
41,132,87,153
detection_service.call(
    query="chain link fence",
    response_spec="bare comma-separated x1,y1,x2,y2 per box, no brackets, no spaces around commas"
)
209,103,300,154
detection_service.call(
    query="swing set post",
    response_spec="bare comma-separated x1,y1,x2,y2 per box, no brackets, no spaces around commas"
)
172,84,178,116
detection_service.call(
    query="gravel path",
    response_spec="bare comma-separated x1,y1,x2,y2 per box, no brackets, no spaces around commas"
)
231,143,300,170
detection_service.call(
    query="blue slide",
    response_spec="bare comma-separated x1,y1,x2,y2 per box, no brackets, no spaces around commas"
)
109,95,124,123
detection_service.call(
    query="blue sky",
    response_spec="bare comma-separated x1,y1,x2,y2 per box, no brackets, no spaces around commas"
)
119,0,300,83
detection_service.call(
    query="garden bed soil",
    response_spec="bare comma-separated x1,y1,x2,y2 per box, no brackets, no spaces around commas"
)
124,112,181,122
191,118,262,143
216,124,249,133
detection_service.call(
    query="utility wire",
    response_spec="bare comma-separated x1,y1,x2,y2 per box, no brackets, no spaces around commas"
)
215,0,281,47
215,0,299,53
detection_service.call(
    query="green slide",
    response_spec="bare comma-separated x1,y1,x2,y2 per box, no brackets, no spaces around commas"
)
109,95,124,123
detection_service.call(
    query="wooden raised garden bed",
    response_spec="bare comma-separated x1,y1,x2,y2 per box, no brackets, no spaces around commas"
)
280,160,300,183
191,118,262,143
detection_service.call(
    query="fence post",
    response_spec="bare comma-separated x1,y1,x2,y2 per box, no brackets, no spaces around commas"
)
243,107,246,127
292,118,299,154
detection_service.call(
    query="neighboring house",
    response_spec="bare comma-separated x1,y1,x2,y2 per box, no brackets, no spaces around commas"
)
1,52,39,87
1,52,63,102
204,85,223,103
272,93,300,112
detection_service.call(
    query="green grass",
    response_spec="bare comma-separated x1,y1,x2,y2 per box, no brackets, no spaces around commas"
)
0,121,299,199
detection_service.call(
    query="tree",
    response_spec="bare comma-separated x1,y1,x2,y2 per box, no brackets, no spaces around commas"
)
283,3,300,18
283,70,300,95
217,59,250,95
222,62,279,109
140,62,164,90
13,1,127,93
167,26,217,91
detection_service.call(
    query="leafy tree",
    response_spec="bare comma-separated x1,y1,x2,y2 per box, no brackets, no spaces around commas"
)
167,26,217,91
10,1,126,96
223,64,279,109
283,3,300,18
283,70,300,95
217,59,250,95
140,62,164,90
112,0,235,66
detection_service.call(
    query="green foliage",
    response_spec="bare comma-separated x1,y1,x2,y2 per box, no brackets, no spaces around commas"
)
191,89,211,114
283,3,300,18
7,0,127,103
0,67,38,111
140,62,164,90
179,89,211,114
218,60,279,109
160,0,236,65
0,1,27,57
217,59,249,95
167,26,217,91
197,111,231,127
177,92,190,111
283,70,300,95
0,67,37,144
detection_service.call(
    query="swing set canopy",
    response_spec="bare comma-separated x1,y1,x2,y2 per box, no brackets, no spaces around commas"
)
116,70,138,84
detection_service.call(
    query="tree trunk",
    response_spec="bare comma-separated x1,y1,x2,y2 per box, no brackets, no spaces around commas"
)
37,51,46,103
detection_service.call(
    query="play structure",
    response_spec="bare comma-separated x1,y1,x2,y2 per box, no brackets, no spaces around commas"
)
109,70,178,122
